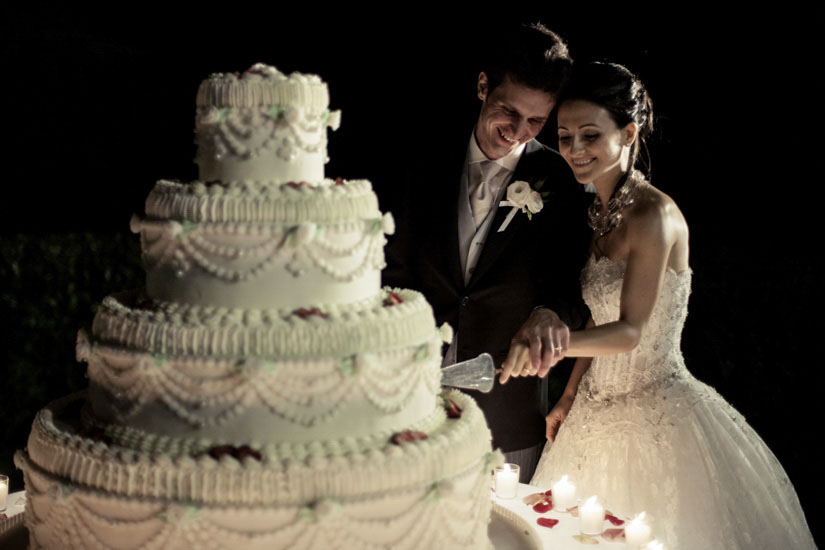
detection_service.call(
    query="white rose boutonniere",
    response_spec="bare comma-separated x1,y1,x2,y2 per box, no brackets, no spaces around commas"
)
497,179,546,232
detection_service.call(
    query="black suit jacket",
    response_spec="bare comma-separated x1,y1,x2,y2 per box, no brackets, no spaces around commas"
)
382,138,591,452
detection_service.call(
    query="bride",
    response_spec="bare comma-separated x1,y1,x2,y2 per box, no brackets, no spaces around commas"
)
513,62,816,548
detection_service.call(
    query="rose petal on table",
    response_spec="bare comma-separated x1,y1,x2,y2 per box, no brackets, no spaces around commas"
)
568,505,579,517
572,533,599,544
532,500,553,514
602,528,626,542
544,489,553,496
537,517,559,528
523,493,548,506
605,513,625,526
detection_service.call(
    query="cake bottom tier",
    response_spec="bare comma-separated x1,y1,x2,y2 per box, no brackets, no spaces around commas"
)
16,391,498,550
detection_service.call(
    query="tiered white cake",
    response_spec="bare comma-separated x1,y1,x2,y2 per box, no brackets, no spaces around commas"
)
16,64,497,550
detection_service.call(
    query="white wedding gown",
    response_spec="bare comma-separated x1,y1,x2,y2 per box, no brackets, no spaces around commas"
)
531,255,816,549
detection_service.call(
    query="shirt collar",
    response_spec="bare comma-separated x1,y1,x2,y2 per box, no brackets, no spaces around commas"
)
467,130,527,172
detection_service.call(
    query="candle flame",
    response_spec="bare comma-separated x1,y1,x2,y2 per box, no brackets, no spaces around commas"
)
502,463,511,472
630,511,647,524
645,541,664,550
583,495,597,507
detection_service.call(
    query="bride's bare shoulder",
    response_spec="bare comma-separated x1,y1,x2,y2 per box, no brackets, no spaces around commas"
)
625,182,690,270
626,183,687,236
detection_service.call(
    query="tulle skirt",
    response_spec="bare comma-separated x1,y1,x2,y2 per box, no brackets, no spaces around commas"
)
531,373,816,549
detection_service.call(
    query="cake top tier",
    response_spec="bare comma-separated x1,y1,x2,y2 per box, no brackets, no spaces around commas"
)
194,63,340,183
196,63,330,111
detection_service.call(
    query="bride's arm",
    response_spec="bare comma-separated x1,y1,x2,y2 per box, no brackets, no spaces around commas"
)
546,319,594,441
565,199,678,358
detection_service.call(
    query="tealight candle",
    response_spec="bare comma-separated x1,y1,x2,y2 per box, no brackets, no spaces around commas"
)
0,474,8,512
625,512,653,547
493,463,519,499
579,495,605,535
552,475,576,511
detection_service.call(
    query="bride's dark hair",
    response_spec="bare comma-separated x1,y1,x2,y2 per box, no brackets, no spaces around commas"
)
560,62,654,176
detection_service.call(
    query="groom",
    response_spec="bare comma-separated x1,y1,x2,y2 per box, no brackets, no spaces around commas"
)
382,23,590,480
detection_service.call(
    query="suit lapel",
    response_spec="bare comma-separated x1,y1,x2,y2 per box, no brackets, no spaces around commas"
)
466,140,544,287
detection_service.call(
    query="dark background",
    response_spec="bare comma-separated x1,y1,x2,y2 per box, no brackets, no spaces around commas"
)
2,5,822,544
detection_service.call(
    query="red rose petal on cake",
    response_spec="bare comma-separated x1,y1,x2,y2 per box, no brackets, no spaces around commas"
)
294,308,312,319
334,177,345,185
445,398,462,418
601,528,626,542
207,445,236,460
391,430,428,445
293,308,328,320
536,518,559,528
235,445,263,462
383,292,404,306
605,513,625,526
532,500,553,514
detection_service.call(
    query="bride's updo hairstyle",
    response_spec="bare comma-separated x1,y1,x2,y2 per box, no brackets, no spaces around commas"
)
561,62,654,176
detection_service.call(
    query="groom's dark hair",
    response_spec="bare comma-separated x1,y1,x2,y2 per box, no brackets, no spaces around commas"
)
482,22,572,99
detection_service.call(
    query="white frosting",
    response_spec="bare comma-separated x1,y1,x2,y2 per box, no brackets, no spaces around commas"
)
89,288,436,359
135,179,388,309
81,329,443,445
20,391,495,503
17,64,496,549
194,64,339,183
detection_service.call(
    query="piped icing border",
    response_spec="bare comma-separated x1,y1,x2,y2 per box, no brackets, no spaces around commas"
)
144,179,381,224
22,390,497,506
80,396,447,460
17,442,494,550
197,65,330,110
79,330,444,431
91,288,438,359
133,208,392,284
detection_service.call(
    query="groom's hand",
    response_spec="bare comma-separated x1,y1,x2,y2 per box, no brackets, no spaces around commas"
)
500,308,569,383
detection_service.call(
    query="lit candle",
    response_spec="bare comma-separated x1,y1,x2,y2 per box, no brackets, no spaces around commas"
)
552,475,576,511
579,495,605,534
493,463,520,499
645,541,665,550
0,474,8,512
625,512,653,547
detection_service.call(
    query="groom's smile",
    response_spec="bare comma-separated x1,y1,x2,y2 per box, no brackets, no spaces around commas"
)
475,72,555,160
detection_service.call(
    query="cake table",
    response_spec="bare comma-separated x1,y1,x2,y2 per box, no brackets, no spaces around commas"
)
491,484,628,550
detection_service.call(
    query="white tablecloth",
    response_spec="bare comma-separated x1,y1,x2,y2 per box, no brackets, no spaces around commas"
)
0,491,27,549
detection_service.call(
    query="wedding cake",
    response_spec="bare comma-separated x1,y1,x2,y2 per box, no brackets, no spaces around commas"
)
16,64,497,549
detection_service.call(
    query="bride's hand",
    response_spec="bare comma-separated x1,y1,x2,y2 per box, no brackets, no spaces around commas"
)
500,308,569,383
546,394,575,443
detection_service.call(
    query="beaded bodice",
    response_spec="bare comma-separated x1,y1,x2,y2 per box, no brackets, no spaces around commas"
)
579,255,693,399
532,255,817,550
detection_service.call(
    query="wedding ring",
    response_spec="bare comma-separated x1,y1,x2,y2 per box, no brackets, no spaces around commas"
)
553,346,563,352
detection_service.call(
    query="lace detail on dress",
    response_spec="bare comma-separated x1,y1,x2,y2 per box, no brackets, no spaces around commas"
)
580,255,692,401
531,256,815,549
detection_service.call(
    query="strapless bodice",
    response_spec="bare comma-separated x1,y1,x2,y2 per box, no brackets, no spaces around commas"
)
580,255,693,399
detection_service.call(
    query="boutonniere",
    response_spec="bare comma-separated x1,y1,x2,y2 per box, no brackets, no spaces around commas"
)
497,178,549,232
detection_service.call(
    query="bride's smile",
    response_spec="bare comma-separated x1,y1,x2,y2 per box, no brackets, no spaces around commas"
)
557,99,636,190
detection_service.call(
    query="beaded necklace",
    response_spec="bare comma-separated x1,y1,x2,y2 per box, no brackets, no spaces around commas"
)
588,170,644,237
